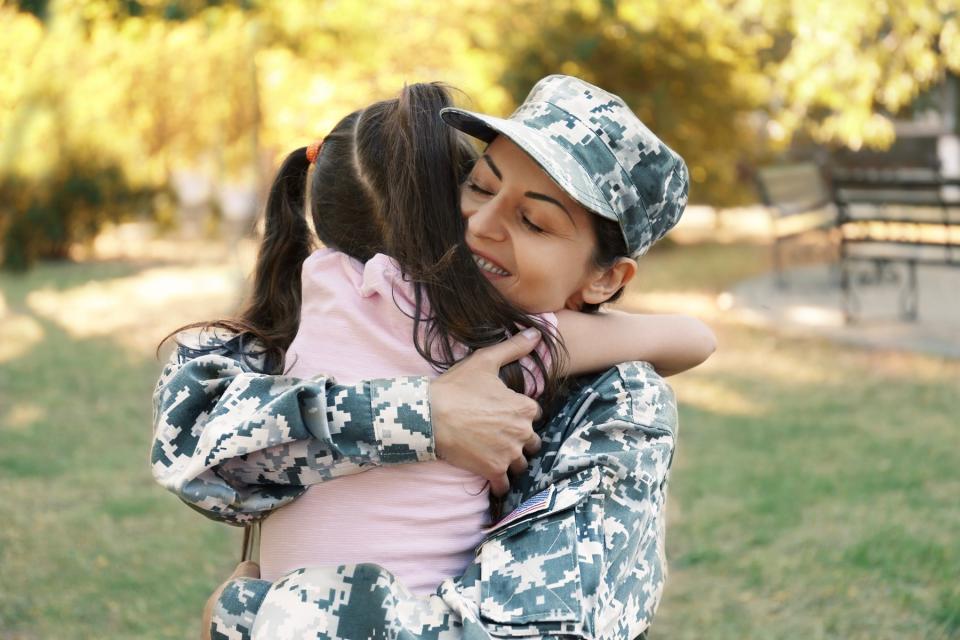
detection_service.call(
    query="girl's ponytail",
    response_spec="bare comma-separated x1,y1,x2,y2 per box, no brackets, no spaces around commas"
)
159,148,314,372
356,83,473,276
237,148,315,369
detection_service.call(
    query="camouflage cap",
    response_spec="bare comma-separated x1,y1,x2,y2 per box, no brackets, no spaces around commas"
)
440,75,689,257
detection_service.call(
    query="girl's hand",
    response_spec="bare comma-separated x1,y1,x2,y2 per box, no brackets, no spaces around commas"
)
429,329,543,496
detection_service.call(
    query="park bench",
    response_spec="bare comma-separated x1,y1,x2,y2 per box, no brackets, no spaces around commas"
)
755,162,838,287
830,168,960,321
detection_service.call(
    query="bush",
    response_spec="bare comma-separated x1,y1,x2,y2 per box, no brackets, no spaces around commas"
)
0,154,155,271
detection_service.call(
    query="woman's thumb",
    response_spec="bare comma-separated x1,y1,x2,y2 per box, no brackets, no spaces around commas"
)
477,328,541,369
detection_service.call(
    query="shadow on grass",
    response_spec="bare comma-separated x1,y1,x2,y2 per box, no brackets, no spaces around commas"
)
0,259,164,308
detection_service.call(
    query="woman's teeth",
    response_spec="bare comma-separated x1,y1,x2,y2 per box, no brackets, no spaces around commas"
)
472,254,510,276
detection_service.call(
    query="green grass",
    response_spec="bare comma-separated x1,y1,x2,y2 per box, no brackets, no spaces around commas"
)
2,245,958,639
639,246,960,639
1,261,240,640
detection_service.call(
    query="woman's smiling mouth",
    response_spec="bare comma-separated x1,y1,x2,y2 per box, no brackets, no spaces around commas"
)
471,252,511,277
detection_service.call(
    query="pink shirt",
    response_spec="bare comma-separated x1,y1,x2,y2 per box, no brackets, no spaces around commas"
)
258,249,555,594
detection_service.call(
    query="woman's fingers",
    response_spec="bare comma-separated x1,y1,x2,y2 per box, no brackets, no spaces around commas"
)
429,329,544,493
489,473,510,497
508,455,529,477
522,432,542,456
474,328,541,369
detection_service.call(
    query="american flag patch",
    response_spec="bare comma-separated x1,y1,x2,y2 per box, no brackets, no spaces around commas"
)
485,486,555,534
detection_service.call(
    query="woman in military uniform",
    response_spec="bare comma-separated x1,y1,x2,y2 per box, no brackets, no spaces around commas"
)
152,75,693,639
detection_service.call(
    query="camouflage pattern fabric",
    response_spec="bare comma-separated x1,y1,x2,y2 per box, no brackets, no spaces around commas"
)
440,74,689,258
151,328,434,525
152,333,676,639
210,577,271,640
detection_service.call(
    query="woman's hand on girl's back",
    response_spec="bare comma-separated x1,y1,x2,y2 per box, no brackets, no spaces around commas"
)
429,329,544,496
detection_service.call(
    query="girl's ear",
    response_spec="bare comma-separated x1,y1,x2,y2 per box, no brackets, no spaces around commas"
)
580,257,637,306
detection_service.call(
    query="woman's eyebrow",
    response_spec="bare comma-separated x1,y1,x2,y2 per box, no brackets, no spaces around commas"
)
481,154,502,180
482,152,573,224
525,192,574,224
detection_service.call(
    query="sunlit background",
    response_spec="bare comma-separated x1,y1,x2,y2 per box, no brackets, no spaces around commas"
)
1,1,958,638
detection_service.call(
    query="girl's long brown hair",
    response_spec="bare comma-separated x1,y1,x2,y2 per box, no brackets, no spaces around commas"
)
163,83,564,405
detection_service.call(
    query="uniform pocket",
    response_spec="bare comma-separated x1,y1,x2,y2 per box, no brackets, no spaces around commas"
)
477,468,605,632
479,507,583,625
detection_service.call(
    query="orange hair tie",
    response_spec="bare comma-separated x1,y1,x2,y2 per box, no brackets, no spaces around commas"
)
306,139,324,164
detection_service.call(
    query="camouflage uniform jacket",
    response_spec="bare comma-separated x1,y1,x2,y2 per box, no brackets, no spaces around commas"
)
151,330,678,639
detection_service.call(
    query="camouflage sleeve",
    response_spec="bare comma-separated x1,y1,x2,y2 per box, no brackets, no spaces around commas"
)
565,362,677,640
150,332,435,525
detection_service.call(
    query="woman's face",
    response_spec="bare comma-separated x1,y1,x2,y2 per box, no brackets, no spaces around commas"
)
461,136,605,314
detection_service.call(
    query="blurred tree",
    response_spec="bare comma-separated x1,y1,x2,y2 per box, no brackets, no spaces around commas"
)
11,0,48,19
763,0,960,150
250,0,508,154
0,1,262,267
480,0,771,205
0,154,153,270
481,0,960,204
1,0,958,267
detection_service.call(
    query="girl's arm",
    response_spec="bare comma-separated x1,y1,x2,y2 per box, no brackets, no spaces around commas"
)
555,309,716,377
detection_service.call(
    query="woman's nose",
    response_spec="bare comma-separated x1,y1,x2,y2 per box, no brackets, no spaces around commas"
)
466,199,507,242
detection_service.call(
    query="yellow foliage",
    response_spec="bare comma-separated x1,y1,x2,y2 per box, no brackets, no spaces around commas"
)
0,0,956,215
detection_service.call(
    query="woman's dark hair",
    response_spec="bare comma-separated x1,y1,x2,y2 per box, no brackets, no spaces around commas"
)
581,216,630,314
162,83,563,404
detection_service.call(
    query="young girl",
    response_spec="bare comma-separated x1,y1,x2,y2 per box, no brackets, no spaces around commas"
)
182,82,712,596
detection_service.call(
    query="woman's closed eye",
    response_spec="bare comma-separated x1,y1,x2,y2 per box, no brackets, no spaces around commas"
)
520,213,545,234
466,180,494,197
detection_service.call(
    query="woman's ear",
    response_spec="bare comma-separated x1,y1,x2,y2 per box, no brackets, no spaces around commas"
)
581,257,637,306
